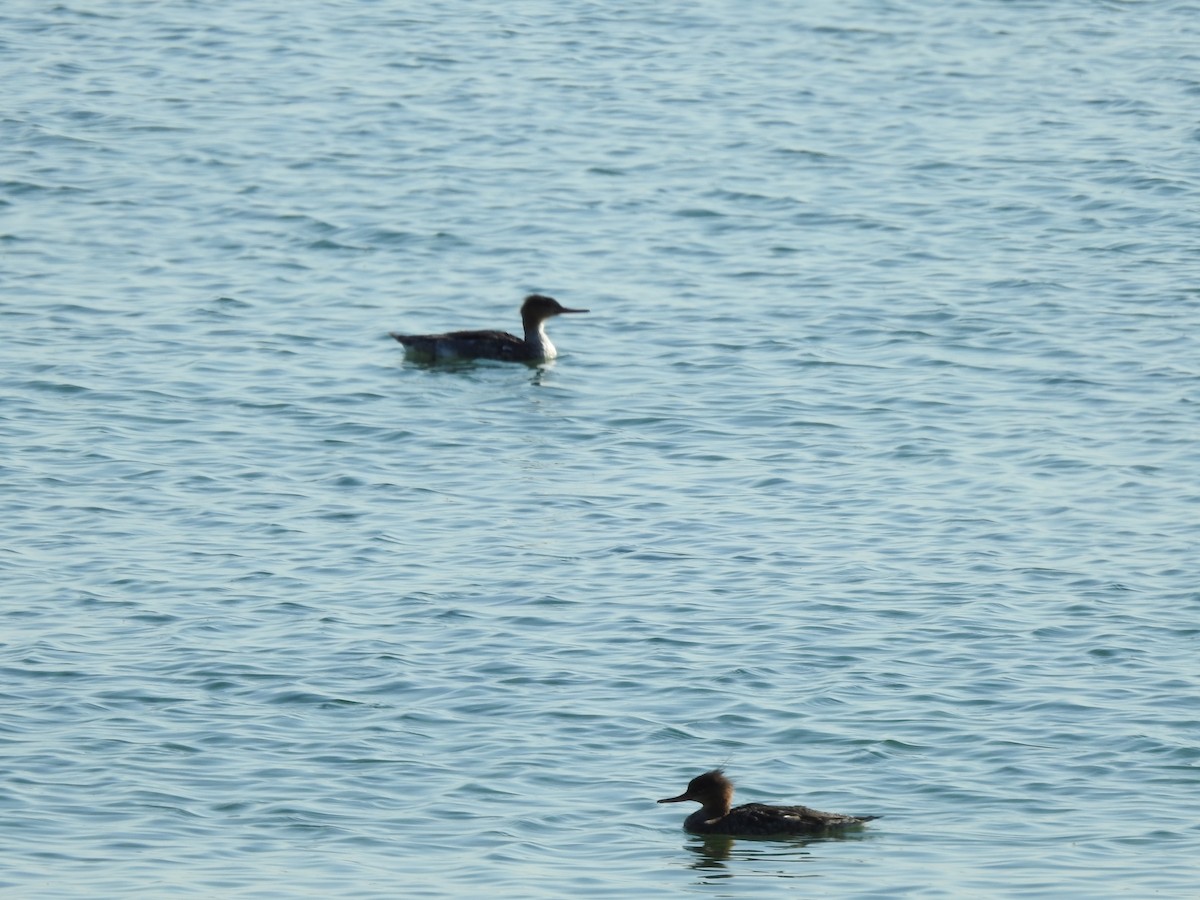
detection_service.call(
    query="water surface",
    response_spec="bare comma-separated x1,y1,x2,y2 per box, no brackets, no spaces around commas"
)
3,0,1199,896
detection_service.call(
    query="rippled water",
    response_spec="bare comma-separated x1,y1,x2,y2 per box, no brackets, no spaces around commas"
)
3,0,1199,896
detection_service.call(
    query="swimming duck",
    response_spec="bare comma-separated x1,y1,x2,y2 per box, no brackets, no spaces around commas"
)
658,769,878,836
389,294,588,363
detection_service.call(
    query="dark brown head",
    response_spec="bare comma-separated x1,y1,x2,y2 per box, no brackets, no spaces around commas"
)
520,294,589,327
658,769,734,814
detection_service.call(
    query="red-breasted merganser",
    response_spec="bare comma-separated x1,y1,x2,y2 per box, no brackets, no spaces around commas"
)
389,294,588,363
658,769,879,836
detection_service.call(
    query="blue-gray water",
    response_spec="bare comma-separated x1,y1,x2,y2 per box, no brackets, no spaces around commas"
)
3,0,1199,896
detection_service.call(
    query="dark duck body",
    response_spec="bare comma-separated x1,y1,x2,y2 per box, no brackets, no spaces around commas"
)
389,294,588,363
658,769,878,837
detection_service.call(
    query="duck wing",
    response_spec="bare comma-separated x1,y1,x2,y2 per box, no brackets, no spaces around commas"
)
389,329,526,361
724,803,878,834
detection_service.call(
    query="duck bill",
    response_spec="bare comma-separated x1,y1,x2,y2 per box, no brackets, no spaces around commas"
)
657,792,692,804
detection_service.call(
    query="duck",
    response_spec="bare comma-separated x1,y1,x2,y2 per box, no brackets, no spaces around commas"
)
658,769,878,836
389,294,588,363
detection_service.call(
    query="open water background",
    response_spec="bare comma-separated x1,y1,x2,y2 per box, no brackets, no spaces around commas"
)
3,0,1199,896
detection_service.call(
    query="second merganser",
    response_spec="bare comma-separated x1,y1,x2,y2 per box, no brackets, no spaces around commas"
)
389,294,588,363
658,769,879,836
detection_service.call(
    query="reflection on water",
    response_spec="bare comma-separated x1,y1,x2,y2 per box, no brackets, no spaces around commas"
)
681,830,873,882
